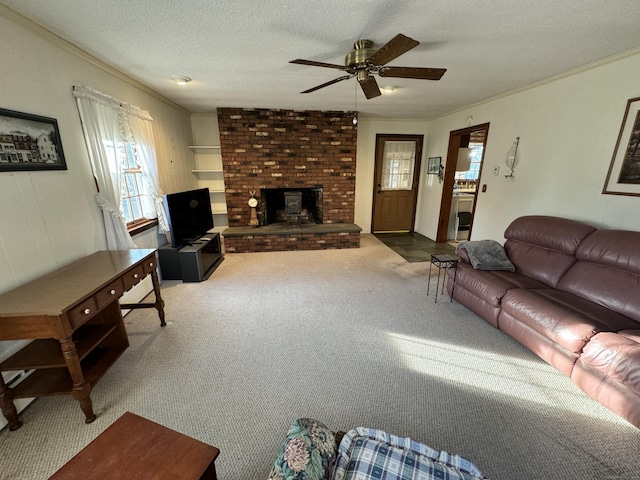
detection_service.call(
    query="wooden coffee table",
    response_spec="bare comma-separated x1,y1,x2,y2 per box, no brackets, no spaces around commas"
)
49,412,220,479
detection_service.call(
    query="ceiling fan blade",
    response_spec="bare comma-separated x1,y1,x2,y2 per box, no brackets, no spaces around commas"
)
300,75,353,94
366,34,419,66
290,59,347,70
379,66,447,80
359,75,381,99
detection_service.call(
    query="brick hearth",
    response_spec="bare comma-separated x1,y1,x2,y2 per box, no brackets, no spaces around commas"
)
218,108,360,252
222,223,361,253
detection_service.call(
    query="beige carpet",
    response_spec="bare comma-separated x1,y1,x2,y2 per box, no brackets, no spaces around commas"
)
1,234,639,479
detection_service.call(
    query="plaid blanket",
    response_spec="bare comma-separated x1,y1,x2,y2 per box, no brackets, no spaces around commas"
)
332,427,487,480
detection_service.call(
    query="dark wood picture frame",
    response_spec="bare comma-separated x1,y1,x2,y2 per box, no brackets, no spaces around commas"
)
0,107,67,172
427,156,441,174
603,96,640,196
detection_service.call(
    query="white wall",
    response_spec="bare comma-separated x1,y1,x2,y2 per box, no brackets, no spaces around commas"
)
354,118,430,233
0,7,197,296
418,50,640,241
0,8,197,363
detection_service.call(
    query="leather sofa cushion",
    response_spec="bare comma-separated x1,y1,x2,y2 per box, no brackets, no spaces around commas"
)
504,215,597,254
498,310,580,376
501,289,638,354
505,241,577,288
448,280,502,328
575,230,640,276
452,263,546,307
619,329,640,343
572,355,640,428
557,261,640,323
502,216,596,288
555,229,640,323
579,331,640,396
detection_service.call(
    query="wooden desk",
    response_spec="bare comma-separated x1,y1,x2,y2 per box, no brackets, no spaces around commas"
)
0,249,165,431
49,411,219,479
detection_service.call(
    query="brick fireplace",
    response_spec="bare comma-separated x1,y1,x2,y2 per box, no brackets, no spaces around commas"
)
218,108,361,253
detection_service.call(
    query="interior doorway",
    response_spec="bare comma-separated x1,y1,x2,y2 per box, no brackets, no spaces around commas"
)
435,123,490,242
371,134,423,232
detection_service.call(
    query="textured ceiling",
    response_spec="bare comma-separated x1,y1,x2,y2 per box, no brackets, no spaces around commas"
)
3,0,640,119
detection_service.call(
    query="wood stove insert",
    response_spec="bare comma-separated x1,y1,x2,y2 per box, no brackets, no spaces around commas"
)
260,187,323,226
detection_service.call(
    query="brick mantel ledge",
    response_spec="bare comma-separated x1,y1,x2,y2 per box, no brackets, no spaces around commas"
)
222,223,361,253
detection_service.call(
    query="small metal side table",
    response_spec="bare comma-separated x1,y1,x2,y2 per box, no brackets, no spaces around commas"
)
427,253,459,302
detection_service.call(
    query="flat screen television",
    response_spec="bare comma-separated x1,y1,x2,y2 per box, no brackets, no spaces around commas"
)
164,188,214,248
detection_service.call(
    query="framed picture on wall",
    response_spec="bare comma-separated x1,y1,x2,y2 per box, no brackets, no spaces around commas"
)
427,156,441,174
0,107,67,172
603,96,640,196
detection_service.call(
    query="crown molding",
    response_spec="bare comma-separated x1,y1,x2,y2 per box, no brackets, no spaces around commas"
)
431,45,640,122
0,4,189,113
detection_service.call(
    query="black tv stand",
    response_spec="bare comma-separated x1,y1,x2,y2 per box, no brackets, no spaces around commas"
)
158,232,223,282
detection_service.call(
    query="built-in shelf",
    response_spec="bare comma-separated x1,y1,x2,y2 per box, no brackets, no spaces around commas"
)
190,144,228,224
188,145,221,151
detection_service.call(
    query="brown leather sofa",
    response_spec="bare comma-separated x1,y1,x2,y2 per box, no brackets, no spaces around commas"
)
447,215,640,428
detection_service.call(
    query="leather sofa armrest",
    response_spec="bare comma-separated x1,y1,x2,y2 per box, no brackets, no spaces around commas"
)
456,246,470,263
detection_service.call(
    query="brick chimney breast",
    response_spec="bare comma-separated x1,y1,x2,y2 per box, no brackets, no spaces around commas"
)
217,108,357,228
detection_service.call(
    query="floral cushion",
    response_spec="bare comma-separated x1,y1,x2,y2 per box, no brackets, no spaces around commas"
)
267,418,338,480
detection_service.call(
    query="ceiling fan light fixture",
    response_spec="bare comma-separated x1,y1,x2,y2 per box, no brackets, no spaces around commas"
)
290,34,446,99
171,75,191,86
382,86,395,93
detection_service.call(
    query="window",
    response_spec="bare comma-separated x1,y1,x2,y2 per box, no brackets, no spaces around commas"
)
104,140,155,227
381,140,416,191
74,85,169,249
455,142,483,182
121,142,145,226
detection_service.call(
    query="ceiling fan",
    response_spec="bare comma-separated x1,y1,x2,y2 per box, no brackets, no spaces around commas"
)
290,34,446,99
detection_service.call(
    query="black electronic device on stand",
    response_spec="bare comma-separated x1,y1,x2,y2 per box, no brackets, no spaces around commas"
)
158,188,223,282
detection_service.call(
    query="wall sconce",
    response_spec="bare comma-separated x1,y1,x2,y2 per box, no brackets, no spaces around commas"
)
456,147,472,171
504,136,520,178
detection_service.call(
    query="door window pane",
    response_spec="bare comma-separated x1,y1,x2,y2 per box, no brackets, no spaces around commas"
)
381,141,416,191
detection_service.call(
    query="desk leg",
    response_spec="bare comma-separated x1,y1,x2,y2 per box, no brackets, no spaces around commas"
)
0,374,21,431
150,269,166,327
60,338,96,424
202,461,218,480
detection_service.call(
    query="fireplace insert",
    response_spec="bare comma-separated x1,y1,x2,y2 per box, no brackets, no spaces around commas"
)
260,187,323,226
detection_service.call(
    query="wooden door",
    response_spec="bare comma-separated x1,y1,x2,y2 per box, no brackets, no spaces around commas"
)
372,134,423,232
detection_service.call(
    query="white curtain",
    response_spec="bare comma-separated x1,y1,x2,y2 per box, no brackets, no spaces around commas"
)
73,85,136,249
381,140,416,191
129,115,169,233
73,85,168,248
